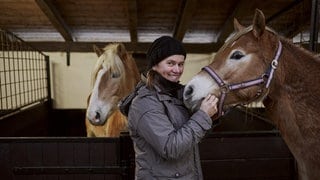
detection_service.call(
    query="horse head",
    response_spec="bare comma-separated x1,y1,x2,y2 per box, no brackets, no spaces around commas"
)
86,43,140,126
184,9,282,118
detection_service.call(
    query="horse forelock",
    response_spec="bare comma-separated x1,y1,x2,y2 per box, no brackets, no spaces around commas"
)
221,25,278,54
92,46,125,81
91,58,103,88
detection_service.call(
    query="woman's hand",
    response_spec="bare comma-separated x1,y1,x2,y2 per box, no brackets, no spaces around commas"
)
200,94,218,117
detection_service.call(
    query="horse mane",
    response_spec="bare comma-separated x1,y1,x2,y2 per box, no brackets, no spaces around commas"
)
90,43,126,88
279,37,320,63
222,25,278,53
224,25,320,67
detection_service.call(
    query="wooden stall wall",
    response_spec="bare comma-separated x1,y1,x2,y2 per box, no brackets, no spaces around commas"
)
0,102,51,137
0,133,296,180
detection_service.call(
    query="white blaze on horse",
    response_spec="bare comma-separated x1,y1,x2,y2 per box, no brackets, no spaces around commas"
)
184,9,320,180
86,43,140,137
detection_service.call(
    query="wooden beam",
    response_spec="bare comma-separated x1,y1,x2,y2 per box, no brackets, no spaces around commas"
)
281,16,310,38
216,0,254,46
28,42,148,53
25,41,320,54
265,0,305,38
126,0,138,43
35,0,73,42
266,0,303,24
173,0,198,41
216,0,305,45
27,41,220,54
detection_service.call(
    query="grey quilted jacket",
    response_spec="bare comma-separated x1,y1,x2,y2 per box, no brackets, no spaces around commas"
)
119,81,212,180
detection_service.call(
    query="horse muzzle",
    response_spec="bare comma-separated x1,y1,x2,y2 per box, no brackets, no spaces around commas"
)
87,110,108,126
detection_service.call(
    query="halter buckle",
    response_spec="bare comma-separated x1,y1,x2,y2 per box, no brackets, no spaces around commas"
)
271,59,278,69
220,84,230,93
261,73,269,80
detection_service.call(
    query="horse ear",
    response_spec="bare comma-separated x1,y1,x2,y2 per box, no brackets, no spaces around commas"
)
234,18,244,32
117,43,128,61
93,44,103,57
252,9,266,38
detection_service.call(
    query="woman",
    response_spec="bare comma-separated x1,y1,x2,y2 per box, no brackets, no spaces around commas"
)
120,36,219,179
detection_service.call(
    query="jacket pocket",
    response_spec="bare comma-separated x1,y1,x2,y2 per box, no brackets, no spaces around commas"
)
151,158,192,178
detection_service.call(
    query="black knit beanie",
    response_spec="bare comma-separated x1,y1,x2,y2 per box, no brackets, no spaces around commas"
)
146,36,186,70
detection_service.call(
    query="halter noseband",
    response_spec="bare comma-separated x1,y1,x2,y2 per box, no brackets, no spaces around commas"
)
203,40,282,119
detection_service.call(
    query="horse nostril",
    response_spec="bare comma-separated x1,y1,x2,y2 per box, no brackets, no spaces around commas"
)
95,112,100,119
185,85,194,97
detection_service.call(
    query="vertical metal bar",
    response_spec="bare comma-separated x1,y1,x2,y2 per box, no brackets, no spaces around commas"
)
35,51,38,101
0,30,3,110
5,33,9,109
28,47,32,103
31,50,34,102
310,0,319,52
32,50,36,101
25,47,29,104
0,30,4,110
43,56,46,99
3,32,7,108
41,56,45,99
9,33,13,109
13,35,18,109
45,55,52,107
39,56,43,99
22,43,26,106
17,41,22,107
66,42,70,66
16,39,20,107
38,55,41,100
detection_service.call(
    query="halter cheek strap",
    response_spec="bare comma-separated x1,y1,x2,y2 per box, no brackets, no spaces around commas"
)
203,41,282,119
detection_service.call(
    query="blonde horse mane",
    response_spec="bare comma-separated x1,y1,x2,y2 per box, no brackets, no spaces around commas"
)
91,44,126,88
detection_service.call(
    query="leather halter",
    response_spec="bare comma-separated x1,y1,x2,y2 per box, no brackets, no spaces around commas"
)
203,41,283,119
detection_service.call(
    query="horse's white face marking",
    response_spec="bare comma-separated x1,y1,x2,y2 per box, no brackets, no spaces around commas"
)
222,49,252,76
184,74,219,111
230,41,236,48
87,68,113,125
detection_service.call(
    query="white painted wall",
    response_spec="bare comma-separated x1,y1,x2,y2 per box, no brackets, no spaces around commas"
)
46,52,215,109
180,53,214,84
48,52,96,109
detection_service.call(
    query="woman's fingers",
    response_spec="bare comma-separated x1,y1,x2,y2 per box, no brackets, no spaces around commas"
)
200,94,219,117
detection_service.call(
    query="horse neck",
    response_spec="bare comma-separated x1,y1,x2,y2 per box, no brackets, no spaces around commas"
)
264,39,320,177
106,110,128,137
269,39,320,104
265,39,320,145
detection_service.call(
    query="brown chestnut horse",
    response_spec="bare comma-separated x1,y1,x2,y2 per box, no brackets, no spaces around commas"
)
86,43,140,137
184,9,320,180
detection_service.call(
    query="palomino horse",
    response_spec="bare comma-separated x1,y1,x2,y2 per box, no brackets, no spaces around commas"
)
86,43,140,137
184,9,320,180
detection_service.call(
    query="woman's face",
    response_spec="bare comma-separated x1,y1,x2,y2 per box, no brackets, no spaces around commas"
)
152,54,185,82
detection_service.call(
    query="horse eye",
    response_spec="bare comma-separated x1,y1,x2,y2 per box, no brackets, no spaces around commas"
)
230,51,244,60
111,72,120,78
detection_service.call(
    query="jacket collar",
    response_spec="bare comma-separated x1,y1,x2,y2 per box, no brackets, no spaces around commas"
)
150,71,184,97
